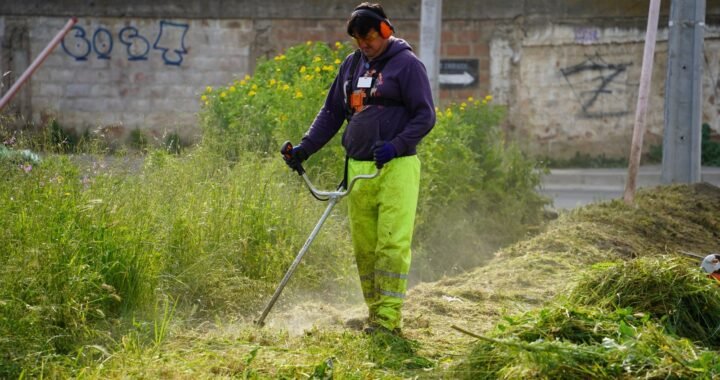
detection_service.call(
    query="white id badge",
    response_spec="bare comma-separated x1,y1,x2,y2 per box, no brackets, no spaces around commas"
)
357,76,373,88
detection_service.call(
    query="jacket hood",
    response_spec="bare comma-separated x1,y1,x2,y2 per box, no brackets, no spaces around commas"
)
372,37,412,63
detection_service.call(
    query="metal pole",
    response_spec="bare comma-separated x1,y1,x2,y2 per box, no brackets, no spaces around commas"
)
0,17,77,110
256,196,339,327
419,0,442,105
624,0,661,204
661,0,705,184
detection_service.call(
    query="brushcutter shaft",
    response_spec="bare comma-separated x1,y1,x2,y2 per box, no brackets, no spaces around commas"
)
256,145,381,327
255,196,339,327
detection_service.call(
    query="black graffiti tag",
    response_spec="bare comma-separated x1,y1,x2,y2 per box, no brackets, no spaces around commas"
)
561,56,632,119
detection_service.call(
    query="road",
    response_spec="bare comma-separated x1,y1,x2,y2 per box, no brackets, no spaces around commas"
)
539,166,720,209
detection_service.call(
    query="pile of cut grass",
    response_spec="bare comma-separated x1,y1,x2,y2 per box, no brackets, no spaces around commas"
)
457,260,720,378
453,183,720,379
571,257,720,347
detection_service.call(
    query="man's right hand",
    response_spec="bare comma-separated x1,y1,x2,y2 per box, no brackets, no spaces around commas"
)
281,143,309,173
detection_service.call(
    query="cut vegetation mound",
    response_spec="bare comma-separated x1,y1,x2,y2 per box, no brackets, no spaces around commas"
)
428,183,720,379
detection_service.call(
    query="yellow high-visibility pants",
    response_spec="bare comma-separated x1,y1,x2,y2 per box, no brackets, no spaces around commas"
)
347,155,420,331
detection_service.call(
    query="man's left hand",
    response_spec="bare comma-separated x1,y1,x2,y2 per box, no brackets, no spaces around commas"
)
373,142,396,169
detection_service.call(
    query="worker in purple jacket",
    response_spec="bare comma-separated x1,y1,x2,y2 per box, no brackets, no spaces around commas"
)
284,2,435,335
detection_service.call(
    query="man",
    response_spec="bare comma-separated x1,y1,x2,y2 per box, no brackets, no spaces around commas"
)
284,2,435,335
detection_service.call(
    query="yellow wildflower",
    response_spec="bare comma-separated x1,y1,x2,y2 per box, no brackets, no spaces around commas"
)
295,91,303,99
282,84,290,91
300,66,306,73
313,56,321,63
467,96,474,102
485,94,493,102
244,75,251,81
220,92,227,98
248,90,256,97
240,80,247,86
251,84,258,90
204,101,209,106
461,102,467,108
201,95,207,101
335,41,342,48
334,58,341,64
306,41,312,45
230,86,237,92
269,79,277,86
323,65,334,71
205,86,213,93
315,66,321,73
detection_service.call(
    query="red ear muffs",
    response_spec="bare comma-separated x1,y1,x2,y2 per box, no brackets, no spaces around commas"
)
352,9,394,39
379,20,393,39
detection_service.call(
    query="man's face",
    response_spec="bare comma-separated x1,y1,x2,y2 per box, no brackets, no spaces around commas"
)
353,29,388,60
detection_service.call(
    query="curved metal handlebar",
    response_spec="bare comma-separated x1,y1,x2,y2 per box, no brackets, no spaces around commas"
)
299,169,380,200
281,141,381,200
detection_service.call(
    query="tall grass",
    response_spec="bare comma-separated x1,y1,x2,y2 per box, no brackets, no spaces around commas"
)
0,145,356,377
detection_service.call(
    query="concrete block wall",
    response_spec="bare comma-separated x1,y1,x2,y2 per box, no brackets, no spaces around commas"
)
1,0,720,158
8,16,255,143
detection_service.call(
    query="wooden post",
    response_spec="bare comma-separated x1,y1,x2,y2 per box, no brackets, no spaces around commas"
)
0,17,77,110
624,0,662,204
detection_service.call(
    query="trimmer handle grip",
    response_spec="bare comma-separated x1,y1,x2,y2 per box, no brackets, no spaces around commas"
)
280,141,305,175
281,141,294,160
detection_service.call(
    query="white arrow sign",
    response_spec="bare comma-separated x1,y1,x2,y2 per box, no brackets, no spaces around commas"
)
438,71,475,86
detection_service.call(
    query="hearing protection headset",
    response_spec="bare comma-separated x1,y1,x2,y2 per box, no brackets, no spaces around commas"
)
351,8,395,39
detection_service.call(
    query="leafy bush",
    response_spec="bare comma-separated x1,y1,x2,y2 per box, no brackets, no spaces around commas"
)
200,41,352,173
415,100,548,280
200,42,548,281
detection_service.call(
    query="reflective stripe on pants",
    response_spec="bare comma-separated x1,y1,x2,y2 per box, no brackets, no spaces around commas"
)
347,155,420,331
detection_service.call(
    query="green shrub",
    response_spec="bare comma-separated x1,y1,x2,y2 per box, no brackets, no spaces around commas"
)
414,100,548,280
199,41,351,171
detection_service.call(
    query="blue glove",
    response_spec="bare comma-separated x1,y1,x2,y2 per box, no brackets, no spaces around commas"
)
373,141,396,169
283,145,309,173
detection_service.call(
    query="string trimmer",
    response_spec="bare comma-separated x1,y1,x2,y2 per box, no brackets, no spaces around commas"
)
255,141,381,327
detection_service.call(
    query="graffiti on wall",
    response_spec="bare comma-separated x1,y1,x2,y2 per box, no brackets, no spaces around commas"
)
560,54,632,119
61,20,189,66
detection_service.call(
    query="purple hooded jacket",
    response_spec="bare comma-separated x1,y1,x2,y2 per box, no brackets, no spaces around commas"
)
300,38,435,161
